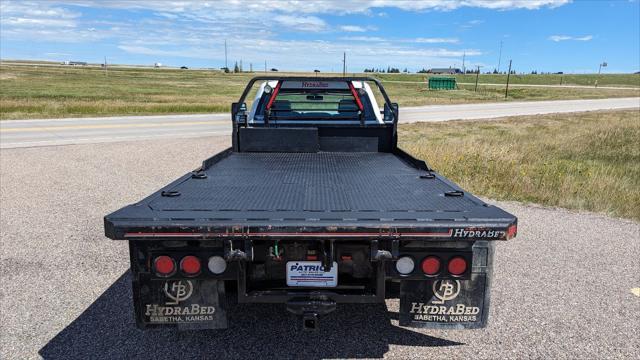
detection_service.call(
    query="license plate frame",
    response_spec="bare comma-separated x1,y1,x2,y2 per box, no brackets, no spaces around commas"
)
286,261,338,287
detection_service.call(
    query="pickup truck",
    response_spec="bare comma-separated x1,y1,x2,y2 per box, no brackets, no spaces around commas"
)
104,76,518,331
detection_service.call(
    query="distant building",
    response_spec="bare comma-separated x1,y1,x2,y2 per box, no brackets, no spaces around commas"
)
154,62,162,68
426,68,462,74
62,61,87,66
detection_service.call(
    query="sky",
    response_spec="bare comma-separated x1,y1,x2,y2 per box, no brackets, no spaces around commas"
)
1,0,639,73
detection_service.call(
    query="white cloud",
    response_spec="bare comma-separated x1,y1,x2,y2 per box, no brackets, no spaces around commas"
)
117,35,481,71
273,15,326,31
1,0,557,71
44,52,72,56
413,37,460,44
57,0,570,14
574,35,593,41
340,36,388,42
340,25,367,32
3,17,76,27
549,34,593,42
0,1,80,29
460,19,484,29
341,36,460,44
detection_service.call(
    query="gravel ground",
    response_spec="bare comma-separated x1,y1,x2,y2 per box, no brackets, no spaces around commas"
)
1,137,638,359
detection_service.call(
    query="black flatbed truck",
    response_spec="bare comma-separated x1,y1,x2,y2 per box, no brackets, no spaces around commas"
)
105,77,517,331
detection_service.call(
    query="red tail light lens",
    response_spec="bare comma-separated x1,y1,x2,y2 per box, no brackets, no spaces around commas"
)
180,255,201,276
153,256,175,277
421,256,441,275
448,257,467,275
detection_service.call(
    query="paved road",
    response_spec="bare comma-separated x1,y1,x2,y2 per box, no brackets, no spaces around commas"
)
2,97,638,149
399,97,640,122
1,136,638,359
384,79,640,91
457,82,640,90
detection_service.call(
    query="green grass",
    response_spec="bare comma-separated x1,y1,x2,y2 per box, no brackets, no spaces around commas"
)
398,109,640,221
376,72,640,87
1,63,639,119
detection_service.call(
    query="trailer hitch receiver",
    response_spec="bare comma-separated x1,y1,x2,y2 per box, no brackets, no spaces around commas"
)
302,313,319,331
286,297,336,331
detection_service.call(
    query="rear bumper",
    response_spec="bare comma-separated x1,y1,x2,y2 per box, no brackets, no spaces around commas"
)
127,239,494,330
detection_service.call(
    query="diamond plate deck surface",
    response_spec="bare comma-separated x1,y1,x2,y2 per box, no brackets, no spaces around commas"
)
149,152,477,213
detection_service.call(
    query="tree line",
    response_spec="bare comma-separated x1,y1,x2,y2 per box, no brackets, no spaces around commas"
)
363,67,409,73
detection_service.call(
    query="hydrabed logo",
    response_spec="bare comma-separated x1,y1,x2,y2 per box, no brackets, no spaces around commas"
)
432,280,461,304
453,227,505,239
409,279,480,323
301,81,329,88
145,280,216,323
164,280,193,305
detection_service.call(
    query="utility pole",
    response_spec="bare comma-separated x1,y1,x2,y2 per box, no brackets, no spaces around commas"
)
104,56,107,77
505,59,512,99
264,60,267,73
497,40,503,73
598,61,607,74
250,63,253,72
342,52,346,77
462,52,466,74
474,65,481,92
224,40,228,70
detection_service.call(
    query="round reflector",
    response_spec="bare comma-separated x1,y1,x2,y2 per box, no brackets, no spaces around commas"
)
264,85,273,94
154,256,175,277
208,256,227,274
395,256,415,275
448,257,467,275
421,256,441,275
180,255,201,276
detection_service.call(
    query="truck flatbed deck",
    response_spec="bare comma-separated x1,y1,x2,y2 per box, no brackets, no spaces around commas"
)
106,150,514,238
104,77,518,331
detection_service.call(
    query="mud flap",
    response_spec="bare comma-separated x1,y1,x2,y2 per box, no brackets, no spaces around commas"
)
398,241,494,329
135,278,228,330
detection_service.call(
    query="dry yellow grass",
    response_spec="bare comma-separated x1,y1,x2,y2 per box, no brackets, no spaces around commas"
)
399,109,640,220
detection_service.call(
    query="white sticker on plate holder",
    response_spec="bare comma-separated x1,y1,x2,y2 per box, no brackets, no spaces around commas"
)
286,261,338,287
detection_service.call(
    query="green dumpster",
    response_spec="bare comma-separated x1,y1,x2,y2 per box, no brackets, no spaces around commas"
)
428,77,456,90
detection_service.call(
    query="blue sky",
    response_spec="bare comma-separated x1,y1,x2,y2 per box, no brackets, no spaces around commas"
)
1,1,638,73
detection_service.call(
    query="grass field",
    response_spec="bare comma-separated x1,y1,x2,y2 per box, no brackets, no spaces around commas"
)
376,72,640,87
398,109,640,221
1,63,639,119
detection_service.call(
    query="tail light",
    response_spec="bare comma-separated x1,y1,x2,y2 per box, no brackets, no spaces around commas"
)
180,255,201,276
153,255,176,277
507,224,518,239
447,256,467,275
207,256,227,274
395,256,415,275
421,256,441,275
